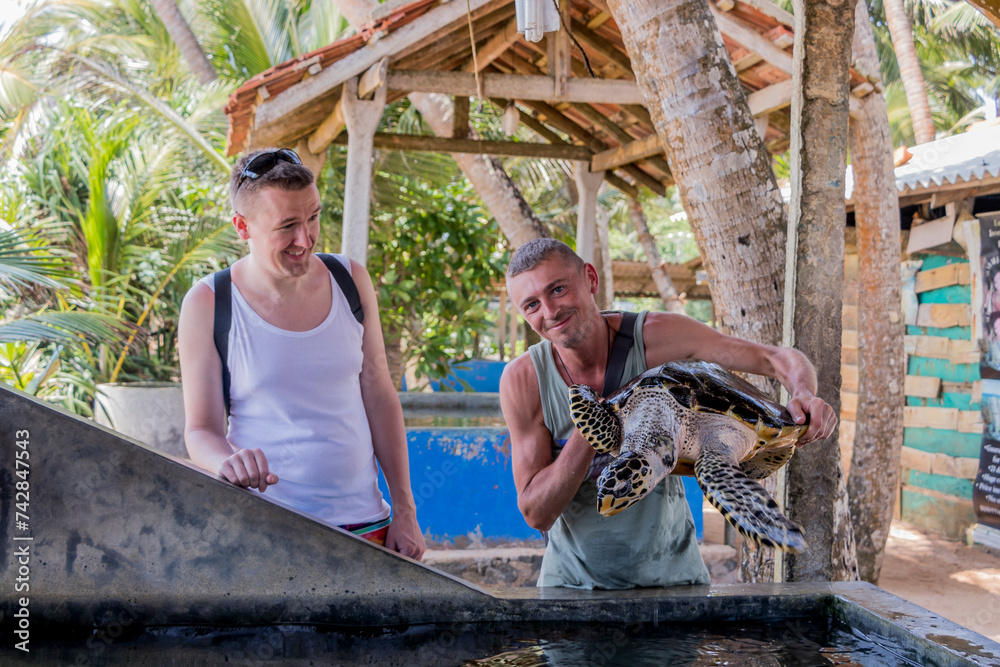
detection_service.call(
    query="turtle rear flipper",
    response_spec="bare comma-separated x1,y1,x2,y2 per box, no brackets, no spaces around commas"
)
740,443,796,480
695,450,807,553
570,384,621,454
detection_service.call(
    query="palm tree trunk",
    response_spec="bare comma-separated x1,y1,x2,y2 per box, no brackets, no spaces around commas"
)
883,0,935,144
333,0,548,249
627,199,685,315
383,321,405,390
608,0,787,379
781,0,859,583
847,0,906,584
607,0,788,584
148,0,217,85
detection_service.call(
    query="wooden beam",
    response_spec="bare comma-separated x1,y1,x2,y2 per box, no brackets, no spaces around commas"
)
452,96,469,139
592,133,662,171
385,70,644,104
589,80,789,171
307,94,345,155
737,0,794,28
254,0,500,130
395,6,512,70
617,165,666,197
914,263,971,293
358,58,388,100
915,303,971,329
604,172,639,199
904,334,979,364
903,406,960,431
491,98,566,143
904,374,941,398
930,187,979,209
746,79,793,116
570,20,634,76
586,11,612,29
462,16,520,72
330,132,593,160
520,99,665,196
708,3,793,75
492,96,634,198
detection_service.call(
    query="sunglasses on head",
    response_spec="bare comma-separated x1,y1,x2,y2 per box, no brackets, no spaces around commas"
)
235,148,303,193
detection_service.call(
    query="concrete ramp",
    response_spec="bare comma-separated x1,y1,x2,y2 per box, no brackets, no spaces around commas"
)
0,384,495,628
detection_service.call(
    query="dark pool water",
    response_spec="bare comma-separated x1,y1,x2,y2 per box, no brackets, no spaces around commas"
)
19,617,935,666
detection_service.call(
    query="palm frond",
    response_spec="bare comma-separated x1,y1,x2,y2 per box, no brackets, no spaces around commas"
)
108,219,239,381
0,227,74,290
0,310,129,344
302,1,349,53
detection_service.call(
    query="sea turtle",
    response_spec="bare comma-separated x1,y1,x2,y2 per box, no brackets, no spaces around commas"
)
569,360,808,552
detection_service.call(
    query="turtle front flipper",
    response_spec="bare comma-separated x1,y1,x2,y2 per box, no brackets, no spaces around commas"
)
695,450,807,553
569,384,621,454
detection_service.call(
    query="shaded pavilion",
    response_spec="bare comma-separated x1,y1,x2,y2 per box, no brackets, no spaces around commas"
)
222,0,874,275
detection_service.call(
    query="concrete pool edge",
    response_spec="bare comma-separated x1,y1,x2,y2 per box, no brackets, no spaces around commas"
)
3,384,999,665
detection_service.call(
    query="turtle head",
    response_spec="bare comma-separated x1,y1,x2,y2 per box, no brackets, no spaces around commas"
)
595,389,681,516
597,451,653,516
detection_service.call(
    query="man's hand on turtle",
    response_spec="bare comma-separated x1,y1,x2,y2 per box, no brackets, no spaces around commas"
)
786,391,837,446
219,447,279,493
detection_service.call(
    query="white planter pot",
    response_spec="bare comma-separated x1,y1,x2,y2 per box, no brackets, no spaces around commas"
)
94,382,187,458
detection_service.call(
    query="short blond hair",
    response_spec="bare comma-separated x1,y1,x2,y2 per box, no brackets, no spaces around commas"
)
507,238,584,278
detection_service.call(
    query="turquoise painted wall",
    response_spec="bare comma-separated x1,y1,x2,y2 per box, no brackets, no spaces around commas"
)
903,255,978,511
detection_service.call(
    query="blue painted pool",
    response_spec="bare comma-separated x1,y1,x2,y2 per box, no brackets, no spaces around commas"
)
379,402,704,545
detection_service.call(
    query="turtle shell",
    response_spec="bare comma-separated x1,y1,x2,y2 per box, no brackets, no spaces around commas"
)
605,360,798,434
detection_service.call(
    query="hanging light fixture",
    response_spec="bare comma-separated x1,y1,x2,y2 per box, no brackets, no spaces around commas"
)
501,101,520,136
514,0,560,43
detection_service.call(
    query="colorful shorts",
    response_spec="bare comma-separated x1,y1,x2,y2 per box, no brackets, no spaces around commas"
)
340,517,390,546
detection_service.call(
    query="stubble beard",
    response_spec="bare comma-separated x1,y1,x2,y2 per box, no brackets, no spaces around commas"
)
547,309,596,350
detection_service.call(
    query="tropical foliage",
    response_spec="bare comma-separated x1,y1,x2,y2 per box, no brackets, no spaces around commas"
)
2,0,995,407
867,0,1000,144
0,0,241,412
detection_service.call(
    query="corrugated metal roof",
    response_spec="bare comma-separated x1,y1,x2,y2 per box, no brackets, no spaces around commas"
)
845,124,1000,201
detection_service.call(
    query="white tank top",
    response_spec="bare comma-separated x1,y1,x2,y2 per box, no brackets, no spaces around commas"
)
200,254,390,526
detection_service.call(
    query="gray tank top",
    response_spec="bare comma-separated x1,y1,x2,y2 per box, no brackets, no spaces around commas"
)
528,311,710,589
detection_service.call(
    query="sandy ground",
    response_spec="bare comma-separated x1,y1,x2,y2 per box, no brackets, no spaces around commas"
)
878,522,1000,642
701,503,1000,642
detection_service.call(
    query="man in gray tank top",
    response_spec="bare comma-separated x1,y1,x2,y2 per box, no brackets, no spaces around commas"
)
500,239,837,589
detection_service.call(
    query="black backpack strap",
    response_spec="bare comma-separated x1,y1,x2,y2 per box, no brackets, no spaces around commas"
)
318,253,364,324
212,268,233,416
601,311,639,398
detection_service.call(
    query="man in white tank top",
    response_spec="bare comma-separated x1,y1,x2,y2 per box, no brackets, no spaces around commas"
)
178,148,425,560
500,239,837,588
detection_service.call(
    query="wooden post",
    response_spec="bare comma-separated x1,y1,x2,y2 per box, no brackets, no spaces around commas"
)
497,288,507,361
340,74,387,266
596,206,613,309
550,0,571,98
509,293,519,358
574,162,605,264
